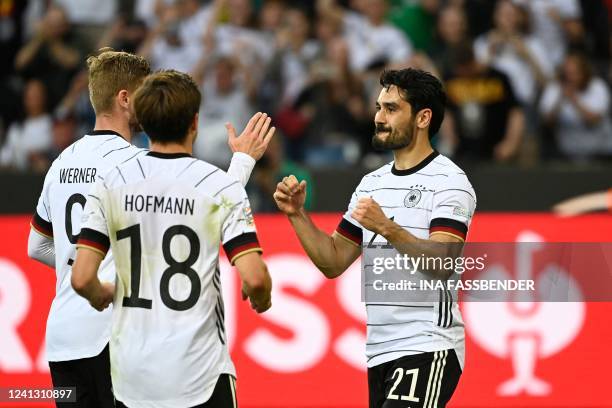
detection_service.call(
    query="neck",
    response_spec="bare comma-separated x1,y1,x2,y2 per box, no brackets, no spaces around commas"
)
150,141,192,155
392,134,434,170
94,113,132,143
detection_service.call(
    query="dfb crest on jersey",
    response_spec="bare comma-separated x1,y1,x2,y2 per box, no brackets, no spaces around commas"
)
404,189,421,208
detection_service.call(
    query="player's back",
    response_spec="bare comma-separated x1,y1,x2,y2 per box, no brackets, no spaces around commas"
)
85,152,254,407
33,131,146,362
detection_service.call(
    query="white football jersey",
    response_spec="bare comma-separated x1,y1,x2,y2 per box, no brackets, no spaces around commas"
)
32,131,147,362
335,151,477,369
77,152,261,408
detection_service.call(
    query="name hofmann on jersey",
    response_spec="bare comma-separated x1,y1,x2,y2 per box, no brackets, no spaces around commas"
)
124,194,195,215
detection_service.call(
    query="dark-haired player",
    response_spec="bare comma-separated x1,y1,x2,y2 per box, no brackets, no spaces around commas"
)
274,68,476,407
28,49,273,407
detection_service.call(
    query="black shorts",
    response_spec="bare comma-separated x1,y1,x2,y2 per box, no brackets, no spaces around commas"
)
48,344,114,408
368,349,462,408
115,374,237,408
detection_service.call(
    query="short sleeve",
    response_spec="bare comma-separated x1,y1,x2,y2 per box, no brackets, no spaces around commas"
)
76,181,110,256
334,180,364,247
430,174,477,241
220,183,262,264
31,164,54,238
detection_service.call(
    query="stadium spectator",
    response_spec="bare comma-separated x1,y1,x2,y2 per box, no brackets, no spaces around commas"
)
453,0,497,38
207,0,272,66
192,54,256,168
0,0,28,134
96,14,149,54
474,0,553,108
14,4,82,110
442,43,525,162
54,0,118,52
514,0,582,68
317,0,414,72
276,36,368,164
259,0,287,36
0,79,52,171
268,7,320,108
388,0,440,52
429,4,470,77
138,4,203,72
29,115,77,173
539,51,612,160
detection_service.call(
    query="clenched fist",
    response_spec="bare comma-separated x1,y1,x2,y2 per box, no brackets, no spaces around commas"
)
351,197,389,235
273,175,307,216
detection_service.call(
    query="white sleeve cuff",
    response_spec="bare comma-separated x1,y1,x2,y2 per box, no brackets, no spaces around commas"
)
227,152,257,187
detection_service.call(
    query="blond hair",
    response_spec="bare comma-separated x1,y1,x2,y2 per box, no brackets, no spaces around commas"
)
86,48,151,114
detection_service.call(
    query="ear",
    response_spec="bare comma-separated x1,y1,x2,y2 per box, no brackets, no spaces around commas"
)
117,89,130,110
416,108,432,130
189,112,199,142
192,113,199,132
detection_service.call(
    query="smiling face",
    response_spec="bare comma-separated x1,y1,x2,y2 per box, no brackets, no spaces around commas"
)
372,85,416,151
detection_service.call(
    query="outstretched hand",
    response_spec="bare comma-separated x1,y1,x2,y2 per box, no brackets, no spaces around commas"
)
227,112,276,161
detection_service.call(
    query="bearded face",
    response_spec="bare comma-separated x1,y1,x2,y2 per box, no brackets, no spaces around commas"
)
372,117,415,151
372,85,416,151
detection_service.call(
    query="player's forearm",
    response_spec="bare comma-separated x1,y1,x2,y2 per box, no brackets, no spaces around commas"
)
381,222,458,280
288,209,345,278
71,252,105,303
72,274,104,304
27,229,56,267
226,152,256,187
244,271,272,306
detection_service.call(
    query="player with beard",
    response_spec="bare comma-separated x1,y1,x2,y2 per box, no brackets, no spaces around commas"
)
27,49,275,407
274,68,476,407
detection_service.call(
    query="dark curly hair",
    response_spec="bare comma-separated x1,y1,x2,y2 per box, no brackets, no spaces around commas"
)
380,68,446,138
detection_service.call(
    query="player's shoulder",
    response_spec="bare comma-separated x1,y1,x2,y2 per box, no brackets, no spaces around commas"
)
429,154,476,195
428,153,468,177
358,161,394,187
190,158,245,199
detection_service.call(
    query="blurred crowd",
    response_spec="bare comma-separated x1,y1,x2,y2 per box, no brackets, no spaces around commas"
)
1,0,611,181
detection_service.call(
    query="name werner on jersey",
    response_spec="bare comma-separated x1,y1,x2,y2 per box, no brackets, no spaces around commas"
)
124,194,195,215
59,168,97,184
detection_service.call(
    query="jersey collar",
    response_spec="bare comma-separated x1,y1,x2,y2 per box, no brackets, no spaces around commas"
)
391,150,439,176
88,130,126,140
147,152,192,159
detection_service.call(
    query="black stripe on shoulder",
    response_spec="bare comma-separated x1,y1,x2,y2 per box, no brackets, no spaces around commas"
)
32,213,53,236
102,145,130,158
337,218,363,244
78,228,110,253
213,180,240,197
136,158,146,179
195,168,220,188
116,166,127,184
430,218,468,235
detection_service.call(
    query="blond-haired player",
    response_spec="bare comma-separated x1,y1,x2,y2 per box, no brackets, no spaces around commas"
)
28,49,274,407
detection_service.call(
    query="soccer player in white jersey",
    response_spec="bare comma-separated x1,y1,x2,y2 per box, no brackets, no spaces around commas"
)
28,50,274,407
70,70,272,408
274,68,476,408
